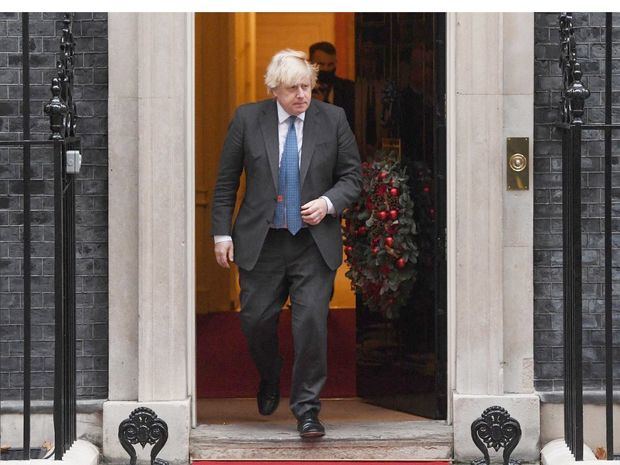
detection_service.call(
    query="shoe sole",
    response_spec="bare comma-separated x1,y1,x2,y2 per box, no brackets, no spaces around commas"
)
299,430,325,439
258,406,279,416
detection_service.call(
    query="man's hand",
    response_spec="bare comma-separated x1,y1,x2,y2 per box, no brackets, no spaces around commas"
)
301,198,328,225
214,241,234,268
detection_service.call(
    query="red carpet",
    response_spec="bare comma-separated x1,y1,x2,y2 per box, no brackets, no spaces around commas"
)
194,462,450,465
196,309,356,398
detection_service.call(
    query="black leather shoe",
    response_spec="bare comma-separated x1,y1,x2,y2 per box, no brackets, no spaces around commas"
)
257,380,280,416
296,410,325,438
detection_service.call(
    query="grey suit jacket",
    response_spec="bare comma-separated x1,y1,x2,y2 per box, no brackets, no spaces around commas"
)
211,98,362,271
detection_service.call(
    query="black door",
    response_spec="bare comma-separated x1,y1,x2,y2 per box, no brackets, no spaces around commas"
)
354,13,447,420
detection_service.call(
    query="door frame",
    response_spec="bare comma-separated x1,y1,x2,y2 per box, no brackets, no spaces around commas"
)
186,12,197,427
187,12,457,427
445,11,457,425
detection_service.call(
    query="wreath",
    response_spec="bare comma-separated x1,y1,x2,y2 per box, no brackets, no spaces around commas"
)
342,152,418,318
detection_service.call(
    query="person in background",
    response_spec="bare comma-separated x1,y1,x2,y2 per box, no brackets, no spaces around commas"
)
309,41,355,132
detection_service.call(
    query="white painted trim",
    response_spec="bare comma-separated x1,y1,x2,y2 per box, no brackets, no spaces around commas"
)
445,11,457,426
2,440,100,465
540,439,607,465
58,440,99,465
185,12,197,429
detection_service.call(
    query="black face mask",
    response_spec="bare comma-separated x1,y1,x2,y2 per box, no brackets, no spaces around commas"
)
318,69,336,85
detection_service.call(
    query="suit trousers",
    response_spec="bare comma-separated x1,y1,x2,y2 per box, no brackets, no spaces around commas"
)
238,228,336,418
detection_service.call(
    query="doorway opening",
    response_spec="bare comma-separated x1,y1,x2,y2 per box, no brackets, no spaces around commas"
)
194,12,447,427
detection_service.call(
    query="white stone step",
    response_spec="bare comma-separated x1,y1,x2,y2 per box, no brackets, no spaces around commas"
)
190,420,453,461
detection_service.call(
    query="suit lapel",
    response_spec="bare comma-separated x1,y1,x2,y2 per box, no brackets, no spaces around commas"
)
300,101,319,191
259,100,280,192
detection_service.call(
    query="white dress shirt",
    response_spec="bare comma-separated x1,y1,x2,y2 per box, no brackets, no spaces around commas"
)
214,100,334,244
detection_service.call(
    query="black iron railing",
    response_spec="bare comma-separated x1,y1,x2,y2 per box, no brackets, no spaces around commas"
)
0,13,79,460
558,12,617,462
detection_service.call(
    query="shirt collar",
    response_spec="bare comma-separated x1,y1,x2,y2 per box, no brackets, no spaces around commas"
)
276,99,306,124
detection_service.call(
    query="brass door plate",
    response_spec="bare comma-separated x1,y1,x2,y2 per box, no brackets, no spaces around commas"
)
507,137,529,191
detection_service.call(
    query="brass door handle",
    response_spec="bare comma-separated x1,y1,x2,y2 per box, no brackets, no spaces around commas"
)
509,153,527,172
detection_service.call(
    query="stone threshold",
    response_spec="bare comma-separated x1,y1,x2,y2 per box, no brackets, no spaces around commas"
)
190,420,453,461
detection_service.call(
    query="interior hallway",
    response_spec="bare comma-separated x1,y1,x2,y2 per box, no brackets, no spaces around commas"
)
197,397,426,424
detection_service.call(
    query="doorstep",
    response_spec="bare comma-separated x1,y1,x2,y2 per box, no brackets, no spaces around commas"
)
190,420,453,461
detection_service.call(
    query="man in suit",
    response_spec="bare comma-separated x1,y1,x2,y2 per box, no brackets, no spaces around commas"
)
211,49,361,438
309,41,356,132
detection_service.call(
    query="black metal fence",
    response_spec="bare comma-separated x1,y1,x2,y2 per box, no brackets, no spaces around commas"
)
0,13,78,460
558,12,617,462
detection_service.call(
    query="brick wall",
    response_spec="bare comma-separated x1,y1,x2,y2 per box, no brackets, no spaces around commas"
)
0,12,108,401
534,12,620,391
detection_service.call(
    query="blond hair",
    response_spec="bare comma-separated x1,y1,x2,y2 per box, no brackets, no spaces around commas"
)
264,49,318,94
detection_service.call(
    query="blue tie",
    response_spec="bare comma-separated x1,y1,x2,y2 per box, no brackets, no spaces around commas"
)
273,116,302,234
